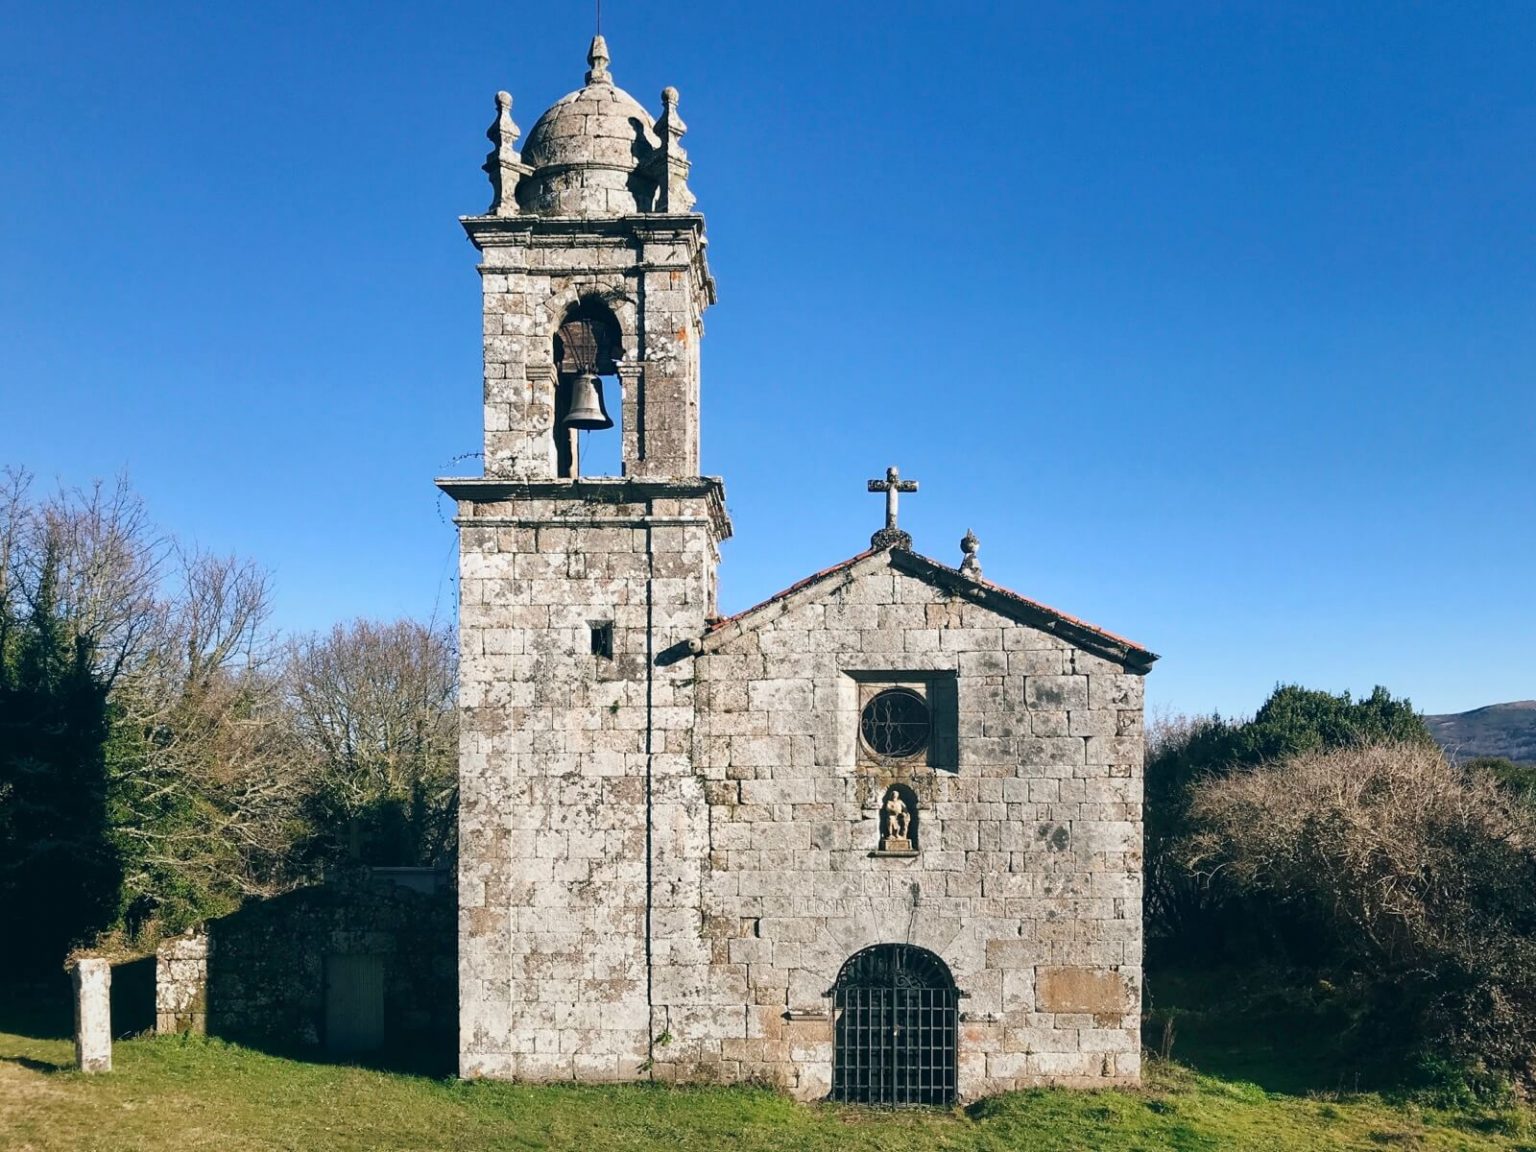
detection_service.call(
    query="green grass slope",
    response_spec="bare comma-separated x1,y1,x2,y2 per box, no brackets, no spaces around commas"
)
3,1022,1534,1151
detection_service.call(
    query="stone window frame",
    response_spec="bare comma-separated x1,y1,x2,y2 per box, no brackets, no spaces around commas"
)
847,671,959,774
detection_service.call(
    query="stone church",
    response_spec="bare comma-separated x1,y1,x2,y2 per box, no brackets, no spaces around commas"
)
438,35,1157,1105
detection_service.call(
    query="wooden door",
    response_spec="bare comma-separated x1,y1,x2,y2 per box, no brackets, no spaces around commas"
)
324,954,385,1055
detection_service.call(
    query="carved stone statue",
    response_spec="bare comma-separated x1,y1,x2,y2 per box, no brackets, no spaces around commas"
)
881,788,912,851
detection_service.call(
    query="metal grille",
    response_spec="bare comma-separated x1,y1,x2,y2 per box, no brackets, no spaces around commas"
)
555,311,621,375
860,689,930,759
831,944,958,1106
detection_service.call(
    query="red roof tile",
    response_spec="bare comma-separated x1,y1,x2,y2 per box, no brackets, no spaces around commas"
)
703,546,1157,669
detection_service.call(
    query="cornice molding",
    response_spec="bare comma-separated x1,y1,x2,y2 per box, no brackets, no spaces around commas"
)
436,475,732,541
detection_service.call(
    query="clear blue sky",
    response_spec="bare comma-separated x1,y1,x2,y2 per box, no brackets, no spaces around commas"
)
3,2,1532,719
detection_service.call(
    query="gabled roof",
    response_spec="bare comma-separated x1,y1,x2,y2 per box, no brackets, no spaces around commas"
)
700,547,1158,673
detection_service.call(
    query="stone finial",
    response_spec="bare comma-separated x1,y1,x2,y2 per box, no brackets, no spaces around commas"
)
960,529,982,580
586,34,612,85
661,87,685,129
483,91,531,216
658,87,688,149
654,85,695,212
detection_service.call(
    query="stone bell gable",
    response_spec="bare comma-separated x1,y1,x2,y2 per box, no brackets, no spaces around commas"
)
641,544,1153,1097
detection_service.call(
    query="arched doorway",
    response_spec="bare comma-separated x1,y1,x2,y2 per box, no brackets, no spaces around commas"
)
830,944,959,1105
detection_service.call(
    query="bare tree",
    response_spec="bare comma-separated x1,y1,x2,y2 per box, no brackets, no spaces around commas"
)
1,470,458,955
0,468,32,681
15,475,165,688
108,546,306,922
1,472,176,961
284,618,458,868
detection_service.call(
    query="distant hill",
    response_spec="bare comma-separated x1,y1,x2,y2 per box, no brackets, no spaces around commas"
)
1426,700,1536,765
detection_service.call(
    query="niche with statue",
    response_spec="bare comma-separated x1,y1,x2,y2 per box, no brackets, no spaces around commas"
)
874,783,920,856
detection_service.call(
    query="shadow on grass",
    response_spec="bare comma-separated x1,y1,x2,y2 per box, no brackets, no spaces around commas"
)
215,1032,457,1079
0,1054,70,1073
0,977,74,1074
1144,964,1400,1098
0,973,72,1042
111,955,156,1038
0,958,154,1044
0,972,451,1080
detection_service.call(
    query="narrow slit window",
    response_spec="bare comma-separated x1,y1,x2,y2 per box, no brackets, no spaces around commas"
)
590,621,614,659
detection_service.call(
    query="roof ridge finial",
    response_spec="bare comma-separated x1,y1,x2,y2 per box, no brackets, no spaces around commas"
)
960,529,982,580
867,465,918,551
586,33,612,85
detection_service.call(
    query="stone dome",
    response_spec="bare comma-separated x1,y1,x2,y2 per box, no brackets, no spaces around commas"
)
517,36,662,217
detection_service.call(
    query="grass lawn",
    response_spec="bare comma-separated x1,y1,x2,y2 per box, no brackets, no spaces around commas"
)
4,1005,1535,1152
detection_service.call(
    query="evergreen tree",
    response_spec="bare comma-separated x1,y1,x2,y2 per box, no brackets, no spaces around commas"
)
0,537,122,973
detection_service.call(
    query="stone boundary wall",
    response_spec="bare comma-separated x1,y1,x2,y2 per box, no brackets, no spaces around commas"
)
151,879,453,1058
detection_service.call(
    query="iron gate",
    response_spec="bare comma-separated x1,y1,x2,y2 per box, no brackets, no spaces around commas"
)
830,944,959,1105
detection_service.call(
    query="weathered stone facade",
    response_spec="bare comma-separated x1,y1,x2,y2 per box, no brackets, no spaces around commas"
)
442,478,725,1081
442,35,1156,1101
683,549,1149,1095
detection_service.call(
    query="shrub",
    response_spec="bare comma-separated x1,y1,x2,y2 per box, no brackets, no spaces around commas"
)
1185,741,1536,1090
1144,685,1431,953
1466,756,1536,808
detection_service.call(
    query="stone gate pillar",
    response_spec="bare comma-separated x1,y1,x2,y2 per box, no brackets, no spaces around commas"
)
156,932,209,1035
72,957,112,1072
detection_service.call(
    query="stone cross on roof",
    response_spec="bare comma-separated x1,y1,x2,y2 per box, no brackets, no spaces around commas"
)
868,465,918,551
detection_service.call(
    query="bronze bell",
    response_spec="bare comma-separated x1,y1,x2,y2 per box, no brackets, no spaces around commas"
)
562,372,613,430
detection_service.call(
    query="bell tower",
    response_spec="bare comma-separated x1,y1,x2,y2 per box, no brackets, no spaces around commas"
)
467,36,708,483
439,37,730,1081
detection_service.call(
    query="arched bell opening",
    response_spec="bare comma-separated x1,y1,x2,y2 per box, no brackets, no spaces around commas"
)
829,943,959,1105
553,297,625,478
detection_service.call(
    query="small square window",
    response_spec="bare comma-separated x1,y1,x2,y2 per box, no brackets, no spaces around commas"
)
590,621,614,659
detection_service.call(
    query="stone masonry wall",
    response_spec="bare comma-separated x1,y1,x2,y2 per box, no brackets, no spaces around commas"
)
453,146,1146,1101
659,549,1145,1100
454,198,720,1082
471,219,709,482
197,881,453,1055
454,482,724,1080
155,933,208,1035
